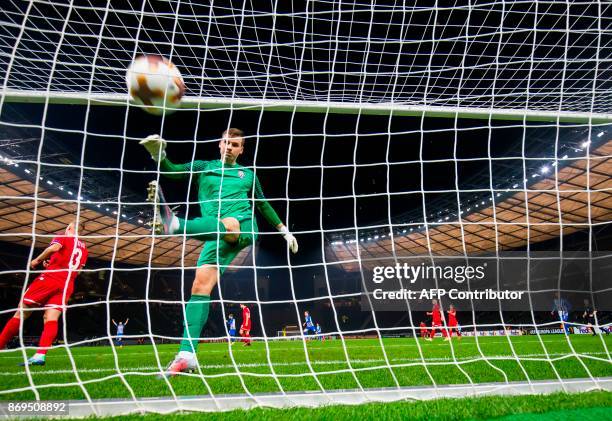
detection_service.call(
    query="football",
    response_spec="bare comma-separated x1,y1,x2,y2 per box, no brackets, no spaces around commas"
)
126,55,185,115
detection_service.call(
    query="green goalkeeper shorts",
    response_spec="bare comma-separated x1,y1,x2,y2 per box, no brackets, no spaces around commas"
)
196,216,257,274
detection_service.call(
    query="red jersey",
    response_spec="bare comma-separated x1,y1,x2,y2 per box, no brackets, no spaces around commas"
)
431,304,441,323
241,306,251,330
45,236,88,286
448,309,457,326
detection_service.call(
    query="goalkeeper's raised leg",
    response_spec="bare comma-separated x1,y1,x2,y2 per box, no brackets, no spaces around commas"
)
141,129,298,377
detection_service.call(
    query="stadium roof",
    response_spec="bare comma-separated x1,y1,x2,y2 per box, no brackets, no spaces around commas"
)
0,166,251,269
326,139,612,271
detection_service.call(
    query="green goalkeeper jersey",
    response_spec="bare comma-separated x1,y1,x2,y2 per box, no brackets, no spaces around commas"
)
160,158,282,227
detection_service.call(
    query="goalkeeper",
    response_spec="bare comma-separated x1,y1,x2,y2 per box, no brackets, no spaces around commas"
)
141,128,298,377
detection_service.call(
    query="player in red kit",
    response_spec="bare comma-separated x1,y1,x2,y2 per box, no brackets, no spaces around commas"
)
426,299,444,341
445,304,461,341
239,304,252,346
419,321,427,338
0,221,88,366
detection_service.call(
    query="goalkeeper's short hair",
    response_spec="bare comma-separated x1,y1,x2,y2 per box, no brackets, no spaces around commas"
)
222,128,245,145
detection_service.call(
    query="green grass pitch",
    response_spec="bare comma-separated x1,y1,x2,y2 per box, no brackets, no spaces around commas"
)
0,335,610,413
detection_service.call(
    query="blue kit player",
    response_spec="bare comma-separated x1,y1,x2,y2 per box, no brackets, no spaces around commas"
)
227,314,237,344
112,318,129,347
303,311,316,336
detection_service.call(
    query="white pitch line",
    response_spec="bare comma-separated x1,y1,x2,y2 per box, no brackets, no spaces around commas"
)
0,352,608,377
0,337,598,360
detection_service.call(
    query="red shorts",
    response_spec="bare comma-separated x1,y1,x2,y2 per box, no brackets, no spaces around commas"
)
22,276,73,310
240,325,251,333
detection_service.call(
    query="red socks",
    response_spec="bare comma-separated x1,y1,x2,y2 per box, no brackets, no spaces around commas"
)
0,318,59,355
37,320,58,355
0,317,21,349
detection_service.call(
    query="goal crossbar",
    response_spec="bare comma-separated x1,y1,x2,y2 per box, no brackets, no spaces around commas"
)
3,90,612,123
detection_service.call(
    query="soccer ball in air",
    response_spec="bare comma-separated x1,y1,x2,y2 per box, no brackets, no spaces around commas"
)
126,55,185,115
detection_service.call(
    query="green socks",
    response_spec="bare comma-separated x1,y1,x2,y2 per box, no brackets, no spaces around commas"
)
179,295,211,353
178,216,226,240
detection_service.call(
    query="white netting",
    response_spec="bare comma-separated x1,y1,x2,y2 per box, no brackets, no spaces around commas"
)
1,0,611,112
0,0,611,418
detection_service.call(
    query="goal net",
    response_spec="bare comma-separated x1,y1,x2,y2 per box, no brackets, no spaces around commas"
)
0,0,611,417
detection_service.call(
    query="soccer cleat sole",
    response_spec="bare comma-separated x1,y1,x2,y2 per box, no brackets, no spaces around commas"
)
147,180,173,235
156,368,195,379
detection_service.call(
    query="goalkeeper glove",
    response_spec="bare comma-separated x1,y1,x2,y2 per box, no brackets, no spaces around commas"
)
279,225,298,254
140,134,167,162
